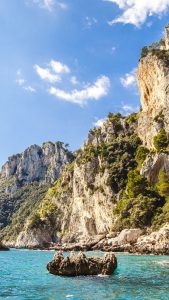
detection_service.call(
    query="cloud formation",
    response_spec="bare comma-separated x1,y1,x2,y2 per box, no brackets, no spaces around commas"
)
84,17,98,29
50,60,70,74
121,104,139,114
31,0,67,12
48,76,111,106
105,0,169,27
16,70,36,93
34,60,70,83
120,68,137,88
93,118,106,127
34,65,61,83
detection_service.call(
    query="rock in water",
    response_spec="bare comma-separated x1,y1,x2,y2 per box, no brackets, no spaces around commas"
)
47,251,117,276
0,242,9,251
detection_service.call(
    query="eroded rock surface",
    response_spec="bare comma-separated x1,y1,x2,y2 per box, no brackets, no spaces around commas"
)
47,251,117,276
1,142,73,184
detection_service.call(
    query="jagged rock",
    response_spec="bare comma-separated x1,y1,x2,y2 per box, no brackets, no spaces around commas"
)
47,251,117,276
137,28,169,148
107,229,142,247
1,142,73,185
15,228,57,248
134,224,169,254
140,152,169,184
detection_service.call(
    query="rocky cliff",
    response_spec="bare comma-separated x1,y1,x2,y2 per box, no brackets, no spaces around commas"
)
1,141,73,184
11,113,142,247
1,25,169,253
137,27,169,149
0,142,74,242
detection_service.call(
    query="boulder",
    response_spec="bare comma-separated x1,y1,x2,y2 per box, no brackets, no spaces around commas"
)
108,229,142,247
134,224,169,254
47,251,117,276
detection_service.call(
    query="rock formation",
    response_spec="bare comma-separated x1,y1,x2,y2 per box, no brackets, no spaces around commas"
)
137,26,169,149
13,114,140,247
0,141,74,243
1,141,73,184
47,251,117,276
0,242,9,251
1,25,169,253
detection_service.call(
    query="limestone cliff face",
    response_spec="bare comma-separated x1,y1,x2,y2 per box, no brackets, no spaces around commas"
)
1,142,73,184
140,153,169,185
0,141,73,240
137,53,169,148
14,116,140,247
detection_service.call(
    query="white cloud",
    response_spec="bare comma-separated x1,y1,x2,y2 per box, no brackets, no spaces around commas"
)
48,75,111,106
70,76,79,85
16,70,36,92
24,86,36,92
84,17,98,29
34,64,61,83
31,0,67,12
120,68,137,88
93,118,106,127
50,60,70,74
16,78,26,86
105,0,169,27
121,104,139,115
16,70,25,86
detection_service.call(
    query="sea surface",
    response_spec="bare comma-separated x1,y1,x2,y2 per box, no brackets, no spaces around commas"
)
0,249,169,300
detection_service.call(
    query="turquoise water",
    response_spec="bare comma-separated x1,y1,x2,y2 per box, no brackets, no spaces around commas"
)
1,249,169,300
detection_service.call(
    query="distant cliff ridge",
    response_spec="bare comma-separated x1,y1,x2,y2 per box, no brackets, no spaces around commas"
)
0,141,74,240
1,141,73,184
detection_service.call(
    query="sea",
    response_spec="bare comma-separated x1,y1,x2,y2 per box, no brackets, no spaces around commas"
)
0,249,169,300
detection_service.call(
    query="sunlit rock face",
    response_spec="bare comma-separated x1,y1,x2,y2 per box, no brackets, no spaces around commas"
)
137,53,169,149
1,142,73,184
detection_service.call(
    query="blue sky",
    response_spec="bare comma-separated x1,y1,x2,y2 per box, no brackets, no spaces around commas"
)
0,0,169,166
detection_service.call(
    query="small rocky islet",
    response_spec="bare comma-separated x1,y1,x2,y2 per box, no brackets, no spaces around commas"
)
1,25,169,256
47,251,117,276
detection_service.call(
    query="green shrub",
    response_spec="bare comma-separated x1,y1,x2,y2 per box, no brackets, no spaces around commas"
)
154,129,168,152
126,113,139,124
107,113,123,132
114,194,164,230
141,46,149,58
126,169,148,198
156,170,169,198
135,146,149,168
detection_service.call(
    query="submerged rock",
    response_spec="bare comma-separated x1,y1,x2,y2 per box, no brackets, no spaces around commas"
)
47,251,117,276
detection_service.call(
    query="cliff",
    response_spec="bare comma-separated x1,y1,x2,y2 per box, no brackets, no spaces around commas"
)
12,113,142,247
1,25,169,252
0,142,74,242
1,141,73,184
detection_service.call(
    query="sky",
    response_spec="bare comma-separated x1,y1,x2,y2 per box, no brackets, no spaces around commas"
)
0,0,169,166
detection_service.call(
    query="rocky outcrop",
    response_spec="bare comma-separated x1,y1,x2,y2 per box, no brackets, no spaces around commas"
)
140,152,169,184
0,141,74,241
16,115,140,247
47,251,117,276
1,142,73,185
137,53,169,148
134,224,169,254
137,27,169,149
15,228,58,248
0,242,9,251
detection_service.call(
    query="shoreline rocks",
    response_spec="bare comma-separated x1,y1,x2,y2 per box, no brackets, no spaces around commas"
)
0,242,9,251
4,226,169,256
47,251,117,276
